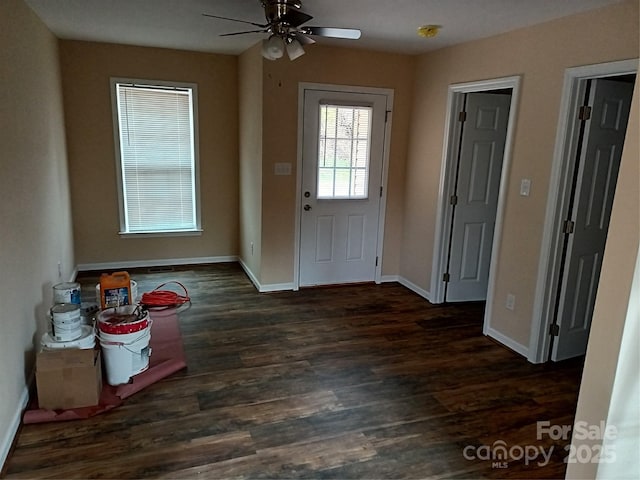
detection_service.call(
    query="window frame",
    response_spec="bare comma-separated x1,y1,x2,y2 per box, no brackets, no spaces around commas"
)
110,77,202,237
316,103,373,201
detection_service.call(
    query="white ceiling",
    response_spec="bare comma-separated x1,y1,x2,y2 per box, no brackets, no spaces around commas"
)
24,0,625,56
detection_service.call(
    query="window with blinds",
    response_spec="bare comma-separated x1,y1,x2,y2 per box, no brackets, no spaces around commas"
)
317,104,372,199
112,79,200,234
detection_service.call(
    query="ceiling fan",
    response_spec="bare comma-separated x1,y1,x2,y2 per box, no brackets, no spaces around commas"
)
203,0,361,61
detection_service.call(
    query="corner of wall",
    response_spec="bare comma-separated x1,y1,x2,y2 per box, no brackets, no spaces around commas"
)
238,43,264,284
0,385,29,472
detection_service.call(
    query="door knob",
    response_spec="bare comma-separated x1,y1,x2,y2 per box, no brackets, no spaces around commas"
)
304,204,312,211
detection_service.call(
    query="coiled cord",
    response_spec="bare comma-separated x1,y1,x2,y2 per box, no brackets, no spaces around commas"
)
140,281,191,310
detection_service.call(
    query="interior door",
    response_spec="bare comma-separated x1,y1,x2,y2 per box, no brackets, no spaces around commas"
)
552,78,634,361
299,89,387,286
445,92,511,302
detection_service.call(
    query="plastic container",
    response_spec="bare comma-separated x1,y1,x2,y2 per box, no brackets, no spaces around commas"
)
99,328,151,385
99,271,132,308
97,307,152,385
96,280,138,306
80,302,99,325
97,305,149,335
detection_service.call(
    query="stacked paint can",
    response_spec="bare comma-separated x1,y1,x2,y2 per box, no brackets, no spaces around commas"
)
42,282,96,350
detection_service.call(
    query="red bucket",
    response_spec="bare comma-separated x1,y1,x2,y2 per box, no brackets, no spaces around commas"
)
97,305,149,335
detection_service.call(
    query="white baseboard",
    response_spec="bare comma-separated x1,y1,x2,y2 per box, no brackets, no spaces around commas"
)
259,282,295,293
485,326,529,358
380,274,400,283
238,258,260,290
238,258,294,293
1,385,29,472
77,256,238,272
397,276,433,303
380,275,434,302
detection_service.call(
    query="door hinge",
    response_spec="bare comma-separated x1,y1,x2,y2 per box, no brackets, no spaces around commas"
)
578,105,592,121
380,186,383,197
450,195,458,206
385,110,391,123
549,323,560,337
443,272,450,282
375,256,379,267
458,111,467,122
563,220,575,234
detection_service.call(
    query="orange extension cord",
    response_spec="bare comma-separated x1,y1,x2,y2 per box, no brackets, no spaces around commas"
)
140,281,191,310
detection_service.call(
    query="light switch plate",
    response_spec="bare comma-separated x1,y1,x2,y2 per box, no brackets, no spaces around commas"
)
274,162,292,176
506,293,516,311
520,178,531,196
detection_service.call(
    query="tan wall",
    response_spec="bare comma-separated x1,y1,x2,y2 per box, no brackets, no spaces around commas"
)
260,45,415,285
59,41,239,266
238,44,264,280
403,0,639,347
0,0,74,463
566,83,639,480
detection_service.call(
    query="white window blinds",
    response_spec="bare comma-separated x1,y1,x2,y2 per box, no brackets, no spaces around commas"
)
317,104,372,199
114,81,199,234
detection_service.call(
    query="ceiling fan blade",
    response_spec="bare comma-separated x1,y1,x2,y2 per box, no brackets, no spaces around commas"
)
294,32,315,45
202,13,268,29
280,9,313,27
302,27,361,40
220,29,269,37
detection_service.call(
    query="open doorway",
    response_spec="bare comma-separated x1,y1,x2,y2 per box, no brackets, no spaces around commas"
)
530,59,638,364
443,89,512,302
431,76,521,349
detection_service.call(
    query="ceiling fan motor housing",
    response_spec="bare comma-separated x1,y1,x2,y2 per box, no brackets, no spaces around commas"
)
261,0,302,24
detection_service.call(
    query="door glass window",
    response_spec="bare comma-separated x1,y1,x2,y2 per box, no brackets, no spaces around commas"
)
317,104,372,199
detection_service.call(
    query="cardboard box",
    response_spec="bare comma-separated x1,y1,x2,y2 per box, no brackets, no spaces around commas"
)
36,348,102,410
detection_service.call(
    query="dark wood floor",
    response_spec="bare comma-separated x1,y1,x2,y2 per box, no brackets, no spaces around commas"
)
5,263,583,479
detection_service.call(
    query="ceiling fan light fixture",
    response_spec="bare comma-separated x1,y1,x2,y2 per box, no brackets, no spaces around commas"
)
285,37,305,60
262,34,284,60
207,0,361,61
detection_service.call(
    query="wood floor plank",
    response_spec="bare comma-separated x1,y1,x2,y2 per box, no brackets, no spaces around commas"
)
4,263,584,479
255,432,378,474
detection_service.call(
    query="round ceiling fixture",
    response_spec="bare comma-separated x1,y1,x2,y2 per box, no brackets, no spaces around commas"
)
417,25,441,38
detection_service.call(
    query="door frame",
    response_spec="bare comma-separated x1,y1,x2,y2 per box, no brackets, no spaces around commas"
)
430,76,521,326
293,83,394,290
528,58,638,364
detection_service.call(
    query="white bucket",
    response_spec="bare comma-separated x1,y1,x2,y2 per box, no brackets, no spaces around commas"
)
53,282,81,305
98,324,152,385
95,280,138,305
80,302,99,325
41,325,95,349
50,304,82,342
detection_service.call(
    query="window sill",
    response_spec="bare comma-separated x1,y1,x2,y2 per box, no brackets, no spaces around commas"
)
119,229,203,239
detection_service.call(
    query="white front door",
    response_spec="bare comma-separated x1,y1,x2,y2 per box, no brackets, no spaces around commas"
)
446,92,511,302
299,89,388,286
552,78,634,361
